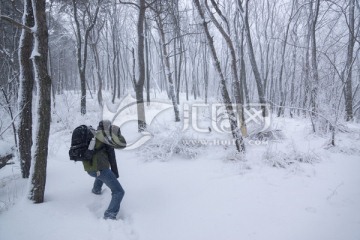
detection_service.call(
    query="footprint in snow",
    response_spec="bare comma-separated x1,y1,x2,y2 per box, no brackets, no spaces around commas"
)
86,189,107,218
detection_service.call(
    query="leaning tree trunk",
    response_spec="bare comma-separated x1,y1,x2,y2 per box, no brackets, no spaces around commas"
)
29,0,52,204
205,0,247,136
18,0,34,179
194,0,245,153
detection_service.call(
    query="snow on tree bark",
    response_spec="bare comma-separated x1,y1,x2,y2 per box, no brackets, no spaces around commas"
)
17,0,34,179
28,0,52,204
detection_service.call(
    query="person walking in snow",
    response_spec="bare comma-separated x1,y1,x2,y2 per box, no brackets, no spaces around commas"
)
82,120,127,220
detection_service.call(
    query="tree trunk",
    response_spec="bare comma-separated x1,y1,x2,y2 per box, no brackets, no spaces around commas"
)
302,7,312,116
235,25,250,106
238,0,267,117
277,0,296,117
72,0,85,114
17,0,34,179
91,42,103,107
135,0,147,132
240,29,250,107
203,44,209,104
29,0,52,204
111,34,117,104
47,2,56,110
185,51,189,101
290,30,298,118
176,39,184,104
309,0,320,116
344,0,355,121
145,19,151,106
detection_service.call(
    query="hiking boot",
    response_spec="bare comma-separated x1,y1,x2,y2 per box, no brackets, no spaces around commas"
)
103,215,117,220
92,188,102,195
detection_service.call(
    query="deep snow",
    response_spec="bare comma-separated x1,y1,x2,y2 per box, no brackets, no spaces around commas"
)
0,95,360,240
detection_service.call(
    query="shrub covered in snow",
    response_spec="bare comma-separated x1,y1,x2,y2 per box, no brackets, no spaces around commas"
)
137,127,205,162
248,129,285,142
263,143,321,169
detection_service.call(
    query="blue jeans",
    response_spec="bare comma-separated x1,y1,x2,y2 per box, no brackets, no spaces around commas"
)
88,168,125,219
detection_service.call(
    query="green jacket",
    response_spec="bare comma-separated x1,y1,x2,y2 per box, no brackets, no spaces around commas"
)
82,131,114,172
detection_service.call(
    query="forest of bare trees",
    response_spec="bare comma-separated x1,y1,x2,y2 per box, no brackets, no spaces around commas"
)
0,0,359,202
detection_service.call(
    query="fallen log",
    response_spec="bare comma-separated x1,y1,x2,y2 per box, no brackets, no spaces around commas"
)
0,153,14,169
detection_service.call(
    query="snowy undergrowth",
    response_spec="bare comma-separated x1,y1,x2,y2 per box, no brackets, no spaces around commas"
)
138,126,204,161
0,171,25,213
263,142,321,170
1,93,360,240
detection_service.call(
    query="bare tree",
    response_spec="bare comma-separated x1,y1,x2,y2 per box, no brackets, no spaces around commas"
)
72,0,102,115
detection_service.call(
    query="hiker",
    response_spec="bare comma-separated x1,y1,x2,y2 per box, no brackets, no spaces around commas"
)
82,120,127,220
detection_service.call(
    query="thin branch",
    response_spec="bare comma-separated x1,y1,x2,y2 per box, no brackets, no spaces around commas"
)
0,15,32,33
167,49,186,59
118,0,140,9
164,32,202,46
353,82,360,99
11,0,23,15
209,0,230,33
321,52,344,82
145,0,158,10
354,100,360,114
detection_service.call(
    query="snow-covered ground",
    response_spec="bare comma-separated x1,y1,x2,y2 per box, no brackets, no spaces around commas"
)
1,94,360,240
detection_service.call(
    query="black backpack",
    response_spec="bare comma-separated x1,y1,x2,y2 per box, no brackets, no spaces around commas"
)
69,125,96,162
